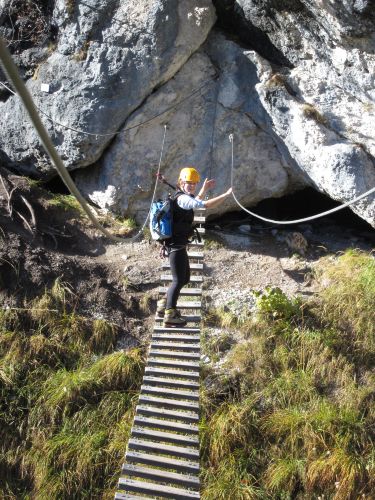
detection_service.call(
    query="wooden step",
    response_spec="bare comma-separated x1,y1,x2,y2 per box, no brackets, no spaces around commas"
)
161,274,203,283
133,415,199,434
159,287,202,296
125,450,199,474
138,395,199,411
149,350,201,360
155,315,201,323
143,376,200,389
187,252,204,260
150,342,200,351
115,492,151,500
131,426,199,446
128,438,199,460
154,326,200,334
118,478,200,499
147,358,200,370
193,216,205,223
151,334,200,343
141,385,199,401
162,263,203,271
145,366,200,380
121,463,200,489
136,405,199,423
174,301,202,309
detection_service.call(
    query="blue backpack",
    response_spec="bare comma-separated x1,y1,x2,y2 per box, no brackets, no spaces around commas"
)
149,196,175,241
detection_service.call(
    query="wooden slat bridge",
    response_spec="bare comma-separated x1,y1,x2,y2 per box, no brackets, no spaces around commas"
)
115,211,206,499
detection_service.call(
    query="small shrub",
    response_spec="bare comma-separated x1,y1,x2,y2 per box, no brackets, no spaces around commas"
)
253,287,301,321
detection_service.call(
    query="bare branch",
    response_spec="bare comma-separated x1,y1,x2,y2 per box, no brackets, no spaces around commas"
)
15,209,33,234
20,195,36,227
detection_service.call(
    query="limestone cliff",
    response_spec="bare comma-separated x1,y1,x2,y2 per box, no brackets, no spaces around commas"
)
0,0,374,226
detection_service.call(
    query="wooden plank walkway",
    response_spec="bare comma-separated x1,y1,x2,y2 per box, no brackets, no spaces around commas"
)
115,211,205,499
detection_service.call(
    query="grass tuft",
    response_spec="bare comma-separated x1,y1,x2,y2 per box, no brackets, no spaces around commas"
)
0,280,144,498
200,249,375,499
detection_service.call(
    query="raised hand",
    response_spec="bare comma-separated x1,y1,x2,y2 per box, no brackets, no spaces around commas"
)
202,178,216,191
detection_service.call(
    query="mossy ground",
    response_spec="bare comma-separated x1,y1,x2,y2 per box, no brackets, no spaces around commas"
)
201,250,375,499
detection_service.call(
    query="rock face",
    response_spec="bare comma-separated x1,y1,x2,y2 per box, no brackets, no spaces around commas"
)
75,33,303,220
0,0,375,226
215,0,375,225
0,0,216,175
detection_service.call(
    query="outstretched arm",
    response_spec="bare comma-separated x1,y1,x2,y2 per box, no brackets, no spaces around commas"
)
203,188,232,208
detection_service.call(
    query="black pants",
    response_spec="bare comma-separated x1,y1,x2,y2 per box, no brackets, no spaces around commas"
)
166,246,190,309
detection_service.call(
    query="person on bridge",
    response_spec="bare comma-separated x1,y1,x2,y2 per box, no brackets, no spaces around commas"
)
158,167,232,327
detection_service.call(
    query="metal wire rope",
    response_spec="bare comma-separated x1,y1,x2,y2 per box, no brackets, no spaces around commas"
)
229,133,375,225
0,36,167,243
0,74,217,138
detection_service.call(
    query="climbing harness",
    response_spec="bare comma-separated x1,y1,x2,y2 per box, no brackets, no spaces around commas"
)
229,134,375,225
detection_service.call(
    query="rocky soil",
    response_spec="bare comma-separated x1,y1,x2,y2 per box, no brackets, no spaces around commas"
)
2,166,373,352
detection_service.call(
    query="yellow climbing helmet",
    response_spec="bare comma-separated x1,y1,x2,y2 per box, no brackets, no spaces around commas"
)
179,167,200,183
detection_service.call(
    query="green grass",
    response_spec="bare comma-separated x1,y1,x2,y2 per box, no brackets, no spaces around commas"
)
47,194,84,215
0,279,145,498
200,249,375,499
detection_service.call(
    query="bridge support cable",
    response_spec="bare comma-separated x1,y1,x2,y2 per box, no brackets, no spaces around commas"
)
115,211,206,499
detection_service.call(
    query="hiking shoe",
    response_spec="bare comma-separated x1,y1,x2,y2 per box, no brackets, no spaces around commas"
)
163,308,187,327
156,298,166,318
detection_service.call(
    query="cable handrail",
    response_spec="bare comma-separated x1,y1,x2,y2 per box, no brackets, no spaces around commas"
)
229,134,375,225
0,74,217,138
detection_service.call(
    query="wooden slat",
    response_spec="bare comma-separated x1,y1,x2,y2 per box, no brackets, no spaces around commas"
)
187,252,204,259
138,395,199,411
154,326,200,334
159,287,202,296
144,366,200,380
161,274,203,282
148,350,200,360
147,358,200,370
131,427,199,446
162,263,203,271
193,216,205,223
115,492,151,500
121,463,200,489
128,439,199,460
175,301,202,309
118,478,200,499
141,386,199,402
155,315,201,323
150,342,200,351
136,405,199,423
125,451,199,474
133,415,199,434
151,333,200,341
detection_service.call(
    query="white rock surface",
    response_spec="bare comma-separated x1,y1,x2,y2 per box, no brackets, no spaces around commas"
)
75,33,301,221
0,0,216,176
